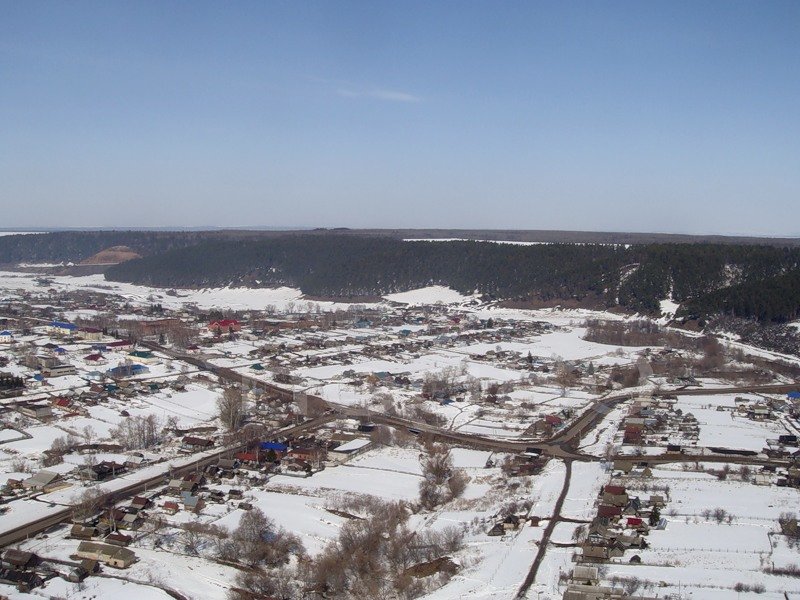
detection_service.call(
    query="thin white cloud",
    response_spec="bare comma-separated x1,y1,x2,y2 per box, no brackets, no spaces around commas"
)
336,87,422,103
368,89,421,103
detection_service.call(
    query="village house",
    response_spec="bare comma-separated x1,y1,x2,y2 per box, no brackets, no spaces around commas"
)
22,470,60,492
180,491,204,513
0,551,44,592
600,484,628,507
487,522,506,536
51,396,73,411
287,442,327,466
123,455,146,470
623,423,643,444
107,363,150,379
1,550,40,572
581,544,610,561
597,505,623,520
83,352,106,364
128,350,158,364
563,583,627,600
181,436,214,452
77,327,103,341
41,362,77,377
81,461,126,481
16,401,53,420
130,496,150,511
48,321,78,336
75,541,136,568
70,524,98,540
208,319,241,334
328,438,372,463
570,565,600,586
105,532,133,547
101,508,142,531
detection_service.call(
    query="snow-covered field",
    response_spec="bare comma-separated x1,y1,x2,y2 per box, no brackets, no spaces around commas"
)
213,490,347,555
595,465,800,598
675,394,789,451
0,271,359,312
384,285,477,306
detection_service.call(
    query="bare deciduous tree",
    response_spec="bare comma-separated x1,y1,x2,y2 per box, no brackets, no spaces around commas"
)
217,387,249,431
110,414,163,450
71,487,107,522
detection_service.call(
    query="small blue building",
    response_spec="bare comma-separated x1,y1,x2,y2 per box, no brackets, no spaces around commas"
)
259,441,289,453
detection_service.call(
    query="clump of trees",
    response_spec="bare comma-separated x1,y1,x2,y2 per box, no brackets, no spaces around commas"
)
405,403,447,428
110,414,163,450
733,581,766,594
301,500,465,599
584,319,669,347
175,508,304,567
701,507,733,524
166,321,196,348
779,512,800,550
224,497,466,599
219,507,304,567
418,444,469,510
44,433,82,466
71,487,108,522
607,365,640,388
422,366,465,400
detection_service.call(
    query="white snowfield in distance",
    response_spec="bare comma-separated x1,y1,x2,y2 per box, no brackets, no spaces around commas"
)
384,285,477,305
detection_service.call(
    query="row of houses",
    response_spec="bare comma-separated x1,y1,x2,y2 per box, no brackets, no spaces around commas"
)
580,483,666,563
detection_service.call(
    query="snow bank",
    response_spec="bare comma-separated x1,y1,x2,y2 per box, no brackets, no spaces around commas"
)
384,285,473,306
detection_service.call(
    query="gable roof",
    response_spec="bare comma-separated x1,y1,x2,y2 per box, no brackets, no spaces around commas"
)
209,319,239,328
77,541,135,563
23,470,59,486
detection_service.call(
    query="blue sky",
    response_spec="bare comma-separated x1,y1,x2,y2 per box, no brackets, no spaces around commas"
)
1,1,799,235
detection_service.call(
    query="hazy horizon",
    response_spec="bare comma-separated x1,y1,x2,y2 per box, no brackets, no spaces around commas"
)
1,225,799,240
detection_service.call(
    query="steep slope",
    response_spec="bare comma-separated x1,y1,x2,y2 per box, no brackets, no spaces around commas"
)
79,245,142,265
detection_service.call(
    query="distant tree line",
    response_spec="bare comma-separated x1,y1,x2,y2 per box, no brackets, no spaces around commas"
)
0,229,274,264
104,235,800,322
3,231,799,323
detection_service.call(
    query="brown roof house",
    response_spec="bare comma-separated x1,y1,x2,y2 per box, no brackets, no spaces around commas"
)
76,541,136,569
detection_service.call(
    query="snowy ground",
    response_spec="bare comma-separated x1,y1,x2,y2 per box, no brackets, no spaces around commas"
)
594,464,800,599
384,285,477,306
674,393,790,452
423,459,566,600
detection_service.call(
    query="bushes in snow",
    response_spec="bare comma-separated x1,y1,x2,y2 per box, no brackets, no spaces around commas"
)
418,444,469,511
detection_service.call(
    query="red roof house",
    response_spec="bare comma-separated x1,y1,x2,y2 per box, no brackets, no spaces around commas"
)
598,505,623,519
208,319,241,333
544,415,563,427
